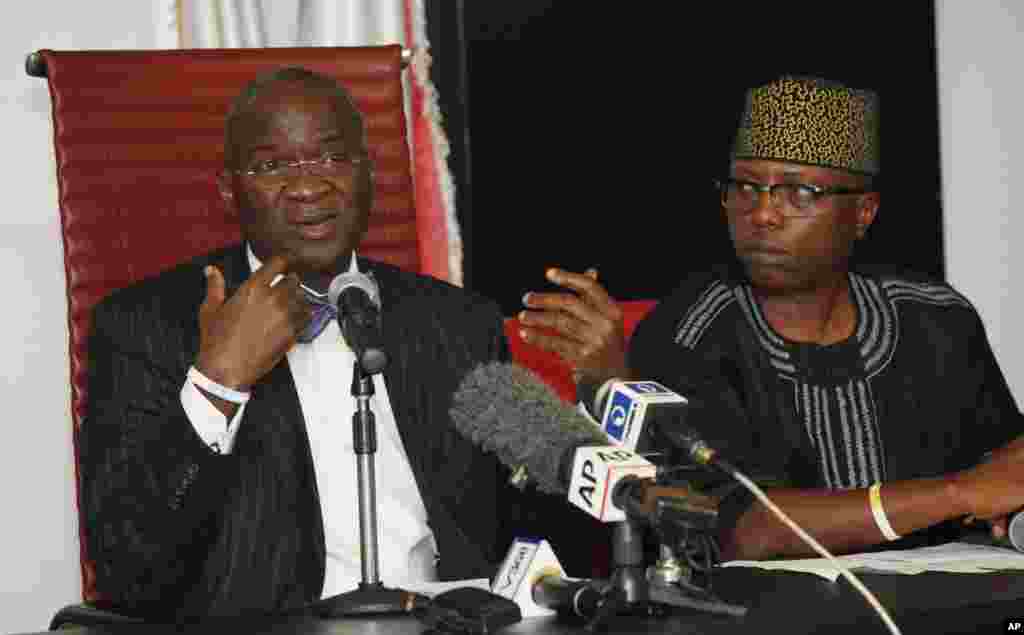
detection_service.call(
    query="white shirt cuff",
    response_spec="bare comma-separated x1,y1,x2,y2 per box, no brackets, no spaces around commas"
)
181,376,247,454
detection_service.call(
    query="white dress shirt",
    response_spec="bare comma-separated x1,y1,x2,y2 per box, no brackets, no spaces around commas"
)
181,248,437,598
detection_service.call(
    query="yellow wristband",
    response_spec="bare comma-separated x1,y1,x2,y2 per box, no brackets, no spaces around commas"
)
868,482,900,541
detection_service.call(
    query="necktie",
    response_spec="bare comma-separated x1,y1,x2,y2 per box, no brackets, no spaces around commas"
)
297,293,338,343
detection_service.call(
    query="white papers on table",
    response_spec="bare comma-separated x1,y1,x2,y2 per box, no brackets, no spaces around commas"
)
721,542,1024,582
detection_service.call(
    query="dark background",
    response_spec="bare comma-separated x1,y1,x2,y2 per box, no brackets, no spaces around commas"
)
426,2,944,315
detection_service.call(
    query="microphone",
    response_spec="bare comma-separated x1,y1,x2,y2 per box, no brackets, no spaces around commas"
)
491,537,604,619
588,378,722,468
450,362,655,522
1008,510,1024,553
579,378,685,453
328,271,388,375
611,475,719,537
566,447,656,523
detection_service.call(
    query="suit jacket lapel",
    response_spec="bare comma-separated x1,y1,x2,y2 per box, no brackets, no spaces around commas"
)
214,244,327,601
368,261,433,487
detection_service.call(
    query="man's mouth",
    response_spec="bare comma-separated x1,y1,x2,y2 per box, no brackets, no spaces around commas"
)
740,246,791,267
294,212,338,240
741,241,788,255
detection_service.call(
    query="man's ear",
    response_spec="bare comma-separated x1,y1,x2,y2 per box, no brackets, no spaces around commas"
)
855,192,880,239
217,169,238,218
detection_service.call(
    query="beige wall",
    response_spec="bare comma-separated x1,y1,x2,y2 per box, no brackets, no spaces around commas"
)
0,3,171,632
937,1,1024,404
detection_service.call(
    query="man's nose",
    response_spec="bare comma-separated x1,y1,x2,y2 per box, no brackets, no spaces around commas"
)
283,174,334,199
748,189,784,227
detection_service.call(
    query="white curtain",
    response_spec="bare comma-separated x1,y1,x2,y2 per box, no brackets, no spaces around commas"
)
157,0,463,285
170,0,404,48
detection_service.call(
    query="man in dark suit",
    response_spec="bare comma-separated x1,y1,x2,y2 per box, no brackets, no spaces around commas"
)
79,67,521,619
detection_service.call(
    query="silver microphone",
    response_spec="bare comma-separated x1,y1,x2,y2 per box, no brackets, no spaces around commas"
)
1008,510,1024,553
328,271,387,374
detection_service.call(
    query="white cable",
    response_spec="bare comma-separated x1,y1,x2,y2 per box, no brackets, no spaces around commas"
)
729,469,902,635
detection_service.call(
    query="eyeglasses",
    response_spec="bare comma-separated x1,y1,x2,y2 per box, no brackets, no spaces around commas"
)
238,152,368,182
714,177,867,217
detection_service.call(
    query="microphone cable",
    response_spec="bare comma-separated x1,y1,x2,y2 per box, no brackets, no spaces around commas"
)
715,461,902,635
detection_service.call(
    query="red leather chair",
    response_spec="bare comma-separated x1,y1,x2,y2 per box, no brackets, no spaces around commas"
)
32,45,421,613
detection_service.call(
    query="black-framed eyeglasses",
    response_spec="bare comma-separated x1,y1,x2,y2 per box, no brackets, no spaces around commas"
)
714,177,867,217
237,152,369,182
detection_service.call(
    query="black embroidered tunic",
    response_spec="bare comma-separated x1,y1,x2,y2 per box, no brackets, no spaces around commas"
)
629,264,1023,547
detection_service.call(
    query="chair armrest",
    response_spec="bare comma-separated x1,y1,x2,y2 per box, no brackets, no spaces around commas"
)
49,603,142,630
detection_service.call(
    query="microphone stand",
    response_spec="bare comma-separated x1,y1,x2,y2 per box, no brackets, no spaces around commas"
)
582,482,747,631
580,519,652,630
314,360,426,617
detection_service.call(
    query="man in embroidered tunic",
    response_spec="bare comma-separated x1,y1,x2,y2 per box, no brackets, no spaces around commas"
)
518,76,1024,561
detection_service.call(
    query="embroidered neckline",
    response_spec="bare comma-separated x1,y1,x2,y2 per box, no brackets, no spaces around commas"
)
738,272,898,382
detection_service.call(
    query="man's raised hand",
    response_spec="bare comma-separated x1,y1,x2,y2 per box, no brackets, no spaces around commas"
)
519,267,630,386
195,255,312,391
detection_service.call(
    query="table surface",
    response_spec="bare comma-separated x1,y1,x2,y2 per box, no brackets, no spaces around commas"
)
13,566,1024,635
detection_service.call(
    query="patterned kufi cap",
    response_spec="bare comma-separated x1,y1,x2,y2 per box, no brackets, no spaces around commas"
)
731,76,880,175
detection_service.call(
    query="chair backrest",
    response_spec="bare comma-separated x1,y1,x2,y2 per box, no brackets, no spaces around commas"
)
40,45,417,433
36,45,418,600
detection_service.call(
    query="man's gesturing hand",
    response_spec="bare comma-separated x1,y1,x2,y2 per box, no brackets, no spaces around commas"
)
952,435,1024,540
519,267,630,386
195,255,312,391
